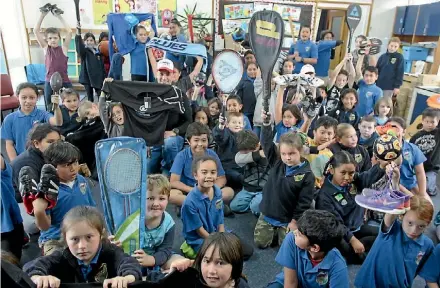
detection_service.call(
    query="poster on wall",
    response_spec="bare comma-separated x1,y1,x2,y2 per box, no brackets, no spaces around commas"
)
254,2,273,12
222,19,250,34
93,0,113,25
114,0,133,13
284,21,301,37
157,0,177,27
273,4,301,21
134,0,156,13
224,3,254,19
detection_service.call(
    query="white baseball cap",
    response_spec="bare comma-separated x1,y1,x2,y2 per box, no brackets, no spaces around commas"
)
157,59,174,73
300,64,315,75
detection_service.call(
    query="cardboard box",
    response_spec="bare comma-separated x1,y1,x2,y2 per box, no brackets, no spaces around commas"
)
417,74,440,86
410,61,433,74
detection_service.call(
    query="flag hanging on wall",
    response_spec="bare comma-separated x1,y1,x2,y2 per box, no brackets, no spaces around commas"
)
93,0,113,25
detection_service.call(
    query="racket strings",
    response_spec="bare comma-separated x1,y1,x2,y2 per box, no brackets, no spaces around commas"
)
105,148,142,194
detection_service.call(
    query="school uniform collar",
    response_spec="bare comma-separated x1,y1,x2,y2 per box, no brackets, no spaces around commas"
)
285,161,306,177
28,147,44,159
77,245,102,267
192,185,222,200
17,107,38,118
402,231,425,246
324,177,350,195
299,39,311,44
300,248,337,272
245,75,256,83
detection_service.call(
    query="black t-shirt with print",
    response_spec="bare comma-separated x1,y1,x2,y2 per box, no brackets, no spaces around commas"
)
410,128,440,171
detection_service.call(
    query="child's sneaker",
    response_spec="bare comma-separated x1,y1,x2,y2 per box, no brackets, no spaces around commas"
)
389,190,411,211
355,192,406,214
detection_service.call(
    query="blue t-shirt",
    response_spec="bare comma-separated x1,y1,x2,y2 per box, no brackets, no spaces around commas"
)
374,116,388,126
274,121,300,143
289,40,318,74
354,220,434,288
314,41,337,77
356,80,383,117
1,108,52,155
419,244,440,286
39,175,97,244
181,185,224,251
274,232,349,287
170,147,225,187
1,161,23,233
142,211,174,255
130,42,148,76
400,141,427,190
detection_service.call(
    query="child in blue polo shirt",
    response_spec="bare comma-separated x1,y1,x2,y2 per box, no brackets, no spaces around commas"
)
355,59,383,117
386,117,428,196
267,210,348,288
274,85,304,143
1,154,25,261
314,30,343,81
1,82,63,162
58,88,81,136
35,141,96,255
170,122,234,208
288,26,318,74
419,244,440,287
180,155,225,258
354,195,435,288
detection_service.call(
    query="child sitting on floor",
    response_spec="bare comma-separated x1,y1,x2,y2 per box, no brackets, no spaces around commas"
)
358,115,379,158
267,210,348,288
131,174,183,273
58,88,81,136
98,78,124,138
230,130,270,215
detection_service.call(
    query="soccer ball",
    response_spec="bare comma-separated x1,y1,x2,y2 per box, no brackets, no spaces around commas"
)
374,134,402,161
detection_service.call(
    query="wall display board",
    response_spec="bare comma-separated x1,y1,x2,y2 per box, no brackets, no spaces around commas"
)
224,3,254,19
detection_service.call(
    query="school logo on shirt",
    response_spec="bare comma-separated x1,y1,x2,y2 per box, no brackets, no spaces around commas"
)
305,46,310,52
80,182,87,194
349,114,356,121
294,174,305,182
316,270,329,285
366,92,373,98
94,263,108,283
416,251,425,265
403,150,411,161
334,193,344,201
390,58,396,64
215,199,223,210
354,154,363,163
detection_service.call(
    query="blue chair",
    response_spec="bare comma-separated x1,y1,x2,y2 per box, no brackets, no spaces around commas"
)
24,64,46,107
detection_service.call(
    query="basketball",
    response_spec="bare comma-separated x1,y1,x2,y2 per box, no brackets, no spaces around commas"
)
98,40,109,57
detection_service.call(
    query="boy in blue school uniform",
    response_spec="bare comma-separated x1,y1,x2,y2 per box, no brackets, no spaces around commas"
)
180,155,226,258
386,117,427,196
419,244,440,287
314,30,343,81
1,83,63,162
31,141,96,255
355,58,383,118
1,154,25,261
169,122,234,208
288,26,318,74
376,37,404,98
267,210,348,288
354,195,434,288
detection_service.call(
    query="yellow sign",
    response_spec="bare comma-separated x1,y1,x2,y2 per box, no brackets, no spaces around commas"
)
256,20,281,39
93,0,113,25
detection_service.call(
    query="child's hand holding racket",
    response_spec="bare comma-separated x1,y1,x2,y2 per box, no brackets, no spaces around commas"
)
262,110,271,126
51,94,60,107
132,249,151,267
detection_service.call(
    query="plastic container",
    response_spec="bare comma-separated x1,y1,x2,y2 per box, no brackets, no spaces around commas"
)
402,46,429,61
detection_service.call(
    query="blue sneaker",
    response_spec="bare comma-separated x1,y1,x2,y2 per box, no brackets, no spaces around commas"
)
355,192,406,215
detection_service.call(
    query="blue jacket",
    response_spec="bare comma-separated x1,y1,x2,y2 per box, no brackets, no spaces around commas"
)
236,76,257,117
376,52,404,91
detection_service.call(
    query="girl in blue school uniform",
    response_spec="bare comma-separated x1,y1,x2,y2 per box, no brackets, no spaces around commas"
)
25,206,142,287
130,24,154,82
32,141,96,256
315,151,387,264
0,83,63,162
419,243,440,287
288,26,318,74
267,210,349,288
1,154,25,261
236,62,258,128
354,194,435,288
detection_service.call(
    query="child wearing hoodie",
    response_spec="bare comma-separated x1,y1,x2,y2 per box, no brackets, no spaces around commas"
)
376,37,404,99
